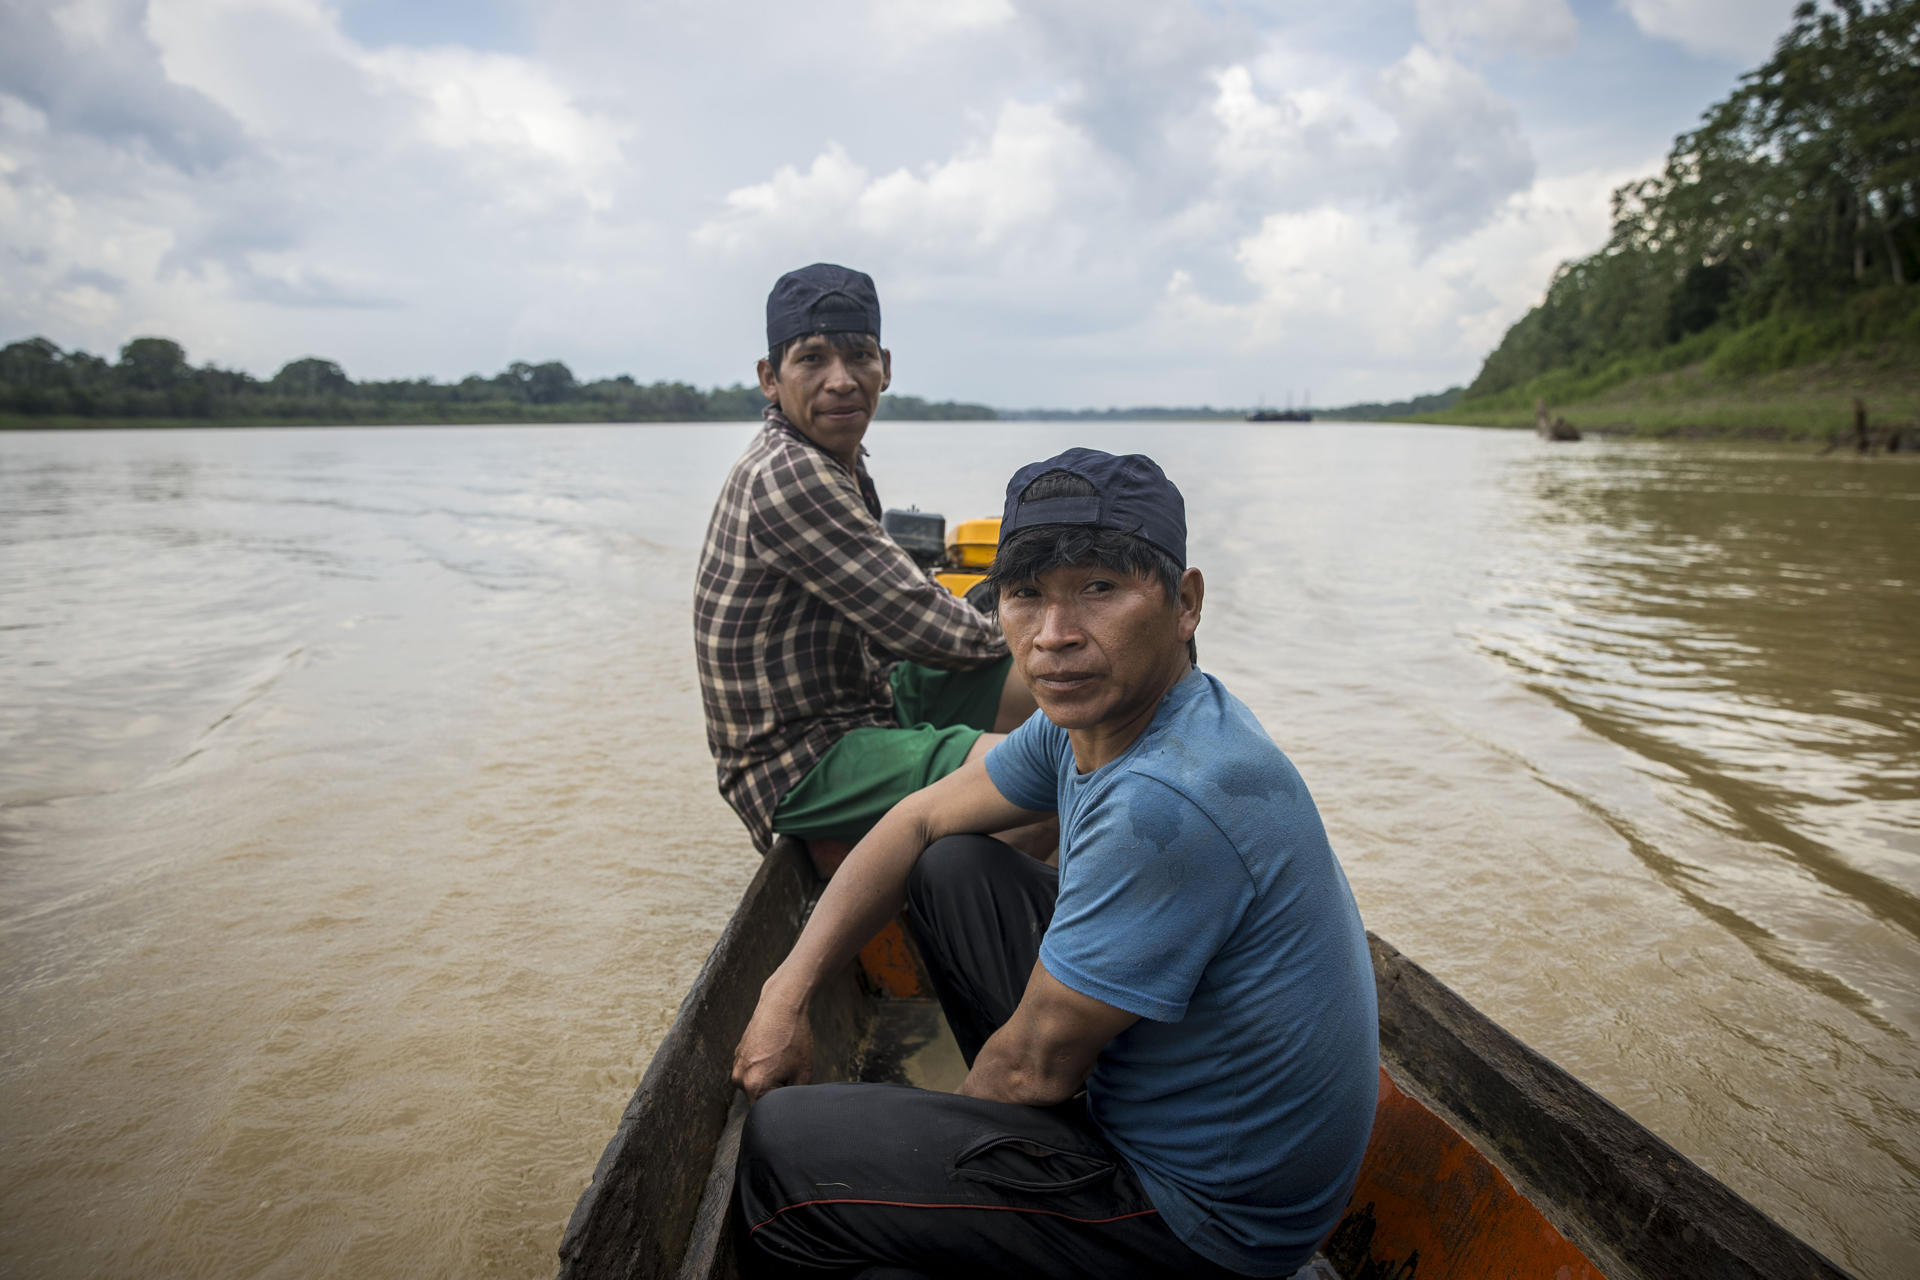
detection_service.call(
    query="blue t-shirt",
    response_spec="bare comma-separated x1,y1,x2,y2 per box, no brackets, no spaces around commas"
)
985,669,1379,1277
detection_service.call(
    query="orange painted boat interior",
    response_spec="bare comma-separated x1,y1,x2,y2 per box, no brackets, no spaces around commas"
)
854,920,927,999
1330,1069,1607,1280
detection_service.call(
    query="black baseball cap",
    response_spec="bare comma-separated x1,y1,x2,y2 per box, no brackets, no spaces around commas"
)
1000,447,1187,567
766,263,881,351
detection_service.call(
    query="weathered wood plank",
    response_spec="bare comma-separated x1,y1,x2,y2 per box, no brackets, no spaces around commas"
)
557,840,841,1280
674,1094,747,1280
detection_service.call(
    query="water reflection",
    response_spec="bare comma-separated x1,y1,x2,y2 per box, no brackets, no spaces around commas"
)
1474,446,1920,1022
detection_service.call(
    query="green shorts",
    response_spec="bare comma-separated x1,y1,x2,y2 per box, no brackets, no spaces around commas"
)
771,656,1013,843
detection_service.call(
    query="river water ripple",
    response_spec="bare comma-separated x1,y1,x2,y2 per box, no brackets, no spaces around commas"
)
1,422,1914,1277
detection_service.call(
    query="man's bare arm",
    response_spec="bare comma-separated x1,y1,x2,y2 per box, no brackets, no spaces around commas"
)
958,961,1139,1106
731,758,1044,1101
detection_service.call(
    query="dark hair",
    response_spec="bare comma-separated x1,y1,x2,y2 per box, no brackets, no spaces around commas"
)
986,470,1196,663
766,329,880,375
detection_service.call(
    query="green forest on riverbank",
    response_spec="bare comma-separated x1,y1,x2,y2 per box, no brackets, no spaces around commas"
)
1423,0,1919,438
0,341,995,428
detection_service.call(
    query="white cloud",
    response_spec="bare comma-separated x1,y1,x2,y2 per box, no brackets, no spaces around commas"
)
147,0,623,211
869,0,1014,51
364,46,625,211
1617,0,1800,63
1197,44,1536,259
1236,207,1369,320
692,145,875,256
1376,46,1534,254
1116,158,1640,406
1416,0,1579,58
1210,65,1310,184
857,102,1108,251
0,0,250,172
1013,0,1251,182
695,102,1115,265
147,0,368,140
1205,60,1390,218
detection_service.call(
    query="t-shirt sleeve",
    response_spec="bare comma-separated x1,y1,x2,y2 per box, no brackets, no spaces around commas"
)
1039,776,1254,1022
983,711,1059,814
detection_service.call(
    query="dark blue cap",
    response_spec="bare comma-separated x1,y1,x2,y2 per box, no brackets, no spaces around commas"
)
766,263,881,351
1000,447,1187,567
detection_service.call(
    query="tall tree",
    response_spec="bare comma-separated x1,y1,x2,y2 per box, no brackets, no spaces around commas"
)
118,337,189,391
1467,0,1917,400
272,357,352,397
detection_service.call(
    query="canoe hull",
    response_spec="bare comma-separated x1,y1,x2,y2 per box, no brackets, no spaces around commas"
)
555,841,866,1280
558,838,1855,1280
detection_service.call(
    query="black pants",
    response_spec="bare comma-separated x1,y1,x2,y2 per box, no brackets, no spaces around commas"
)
735,834,1242,1279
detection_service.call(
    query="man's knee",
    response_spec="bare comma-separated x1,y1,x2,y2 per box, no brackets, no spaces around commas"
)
737,1083,856,1254
738,1082,826,1185
738,1082,885,1186
906,832,1008,911
736,1087,823,1273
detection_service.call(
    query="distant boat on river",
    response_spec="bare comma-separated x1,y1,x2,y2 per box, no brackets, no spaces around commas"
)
1249,390,1313,422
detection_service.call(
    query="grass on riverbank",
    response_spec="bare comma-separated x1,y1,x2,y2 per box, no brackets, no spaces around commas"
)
1410,341,1920,440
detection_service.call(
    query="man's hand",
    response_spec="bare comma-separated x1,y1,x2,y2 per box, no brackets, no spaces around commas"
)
732,993,813,1103
729,758,1046,1104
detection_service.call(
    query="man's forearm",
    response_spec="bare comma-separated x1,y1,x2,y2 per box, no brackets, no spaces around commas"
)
954,961,1134,1107
958,1028,1084,1107
736,759,1034,1100
761,799,934,1008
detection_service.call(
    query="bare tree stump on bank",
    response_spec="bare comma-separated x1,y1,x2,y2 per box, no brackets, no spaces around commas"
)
1819,400,1912,455
1534,397,1581,442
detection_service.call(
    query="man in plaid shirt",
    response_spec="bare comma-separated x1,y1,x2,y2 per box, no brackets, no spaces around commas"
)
695,263,1034,855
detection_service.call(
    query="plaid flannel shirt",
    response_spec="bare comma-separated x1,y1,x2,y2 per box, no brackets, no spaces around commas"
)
694,406,1007,852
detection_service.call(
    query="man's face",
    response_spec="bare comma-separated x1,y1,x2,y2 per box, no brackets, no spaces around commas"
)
756,334,891,468
996,563,1202,740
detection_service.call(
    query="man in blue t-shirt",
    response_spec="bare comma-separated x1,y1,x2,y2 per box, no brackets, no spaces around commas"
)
731,448,1379,1278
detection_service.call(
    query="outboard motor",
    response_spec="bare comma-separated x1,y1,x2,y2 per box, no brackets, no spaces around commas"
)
882,508,947,572
883,508,1002,614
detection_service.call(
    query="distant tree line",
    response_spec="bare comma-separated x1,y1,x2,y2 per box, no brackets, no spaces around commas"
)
1464,0,1918,408
1315,387,1464,421
1003,405,1246,420
0,336,995,425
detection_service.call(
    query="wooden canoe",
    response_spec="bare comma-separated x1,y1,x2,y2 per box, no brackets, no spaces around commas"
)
556,837,1857,1280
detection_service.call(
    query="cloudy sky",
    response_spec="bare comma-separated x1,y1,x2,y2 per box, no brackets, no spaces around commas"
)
2,0,1802,409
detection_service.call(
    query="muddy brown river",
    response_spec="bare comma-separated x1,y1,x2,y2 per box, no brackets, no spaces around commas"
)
1,422,1914,1277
